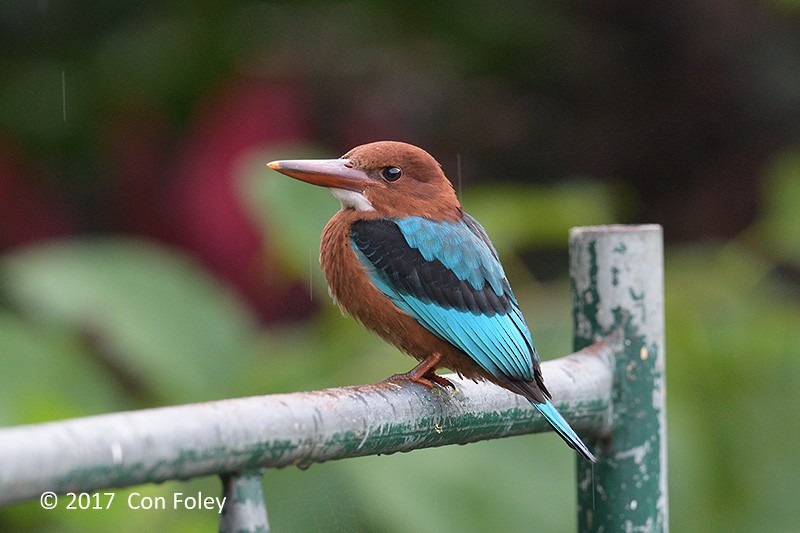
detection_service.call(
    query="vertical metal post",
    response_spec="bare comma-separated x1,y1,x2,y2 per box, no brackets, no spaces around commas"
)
570,225,668,532
219,470,269,533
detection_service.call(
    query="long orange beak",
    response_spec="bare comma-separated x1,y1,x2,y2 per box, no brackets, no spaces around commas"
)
267,158,380,192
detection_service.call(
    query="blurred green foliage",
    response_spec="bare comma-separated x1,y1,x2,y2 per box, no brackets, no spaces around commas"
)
1,2,800,532
1,239,257,410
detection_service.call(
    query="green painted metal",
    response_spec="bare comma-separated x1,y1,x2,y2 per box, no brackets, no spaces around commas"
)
0,343,612,506
219,470,269,533
570,225,668,532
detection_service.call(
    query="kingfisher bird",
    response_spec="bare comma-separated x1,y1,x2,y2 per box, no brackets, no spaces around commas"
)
267,141,595,462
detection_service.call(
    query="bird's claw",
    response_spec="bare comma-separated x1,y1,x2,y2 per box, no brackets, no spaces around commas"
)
425,372,457,390
383,371,456,391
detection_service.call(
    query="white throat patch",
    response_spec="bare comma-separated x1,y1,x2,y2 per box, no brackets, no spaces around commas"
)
329,188,375,211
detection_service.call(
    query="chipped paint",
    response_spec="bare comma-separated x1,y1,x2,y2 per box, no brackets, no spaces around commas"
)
570,225,668,533
220,470,269,533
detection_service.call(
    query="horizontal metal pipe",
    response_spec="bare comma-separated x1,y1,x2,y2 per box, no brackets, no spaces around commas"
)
0,341,613,505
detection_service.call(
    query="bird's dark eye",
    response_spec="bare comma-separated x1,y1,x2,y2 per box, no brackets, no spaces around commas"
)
381,166,402,182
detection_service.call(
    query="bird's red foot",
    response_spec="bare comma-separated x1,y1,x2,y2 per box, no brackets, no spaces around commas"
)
384,370,456,390
423,371,457,390
383,352,456,390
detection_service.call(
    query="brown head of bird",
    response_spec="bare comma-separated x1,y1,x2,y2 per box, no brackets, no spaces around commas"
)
268,141,461,221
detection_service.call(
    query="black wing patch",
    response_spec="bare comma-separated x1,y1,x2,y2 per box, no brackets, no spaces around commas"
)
350,219,511,316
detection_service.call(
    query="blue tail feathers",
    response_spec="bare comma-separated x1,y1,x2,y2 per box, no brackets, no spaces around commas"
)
534,400,596,462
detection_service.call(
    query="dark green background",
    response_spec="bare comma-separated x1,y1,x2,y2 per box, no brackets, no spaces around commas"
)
1,2,798,531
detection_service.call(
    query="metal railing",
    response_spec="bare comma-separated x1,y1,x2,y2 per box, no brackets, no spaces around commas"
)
0,224,667,532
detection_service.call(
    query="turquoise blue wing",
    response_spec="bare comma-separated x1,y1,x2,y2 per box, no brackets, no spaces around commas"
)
350,216,537,382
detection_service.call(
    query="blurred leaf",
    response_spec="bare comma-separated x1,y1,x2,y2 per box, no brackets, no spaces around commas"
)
0,311,128,425
461,179,618,252
752,148,800,266
1,238,257,405
345,436,576,533
260,431,578,533
262,461,372,533
239,144,341,296
665,241,800,530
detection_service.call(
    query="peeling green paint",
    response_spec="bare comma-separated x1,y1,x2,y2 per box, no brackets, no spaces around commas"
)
570,225,668,533
220,470,269,533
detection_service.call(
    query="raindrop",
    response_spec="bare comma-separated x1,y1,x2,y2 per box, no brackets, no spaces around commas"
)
61,70,66,121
